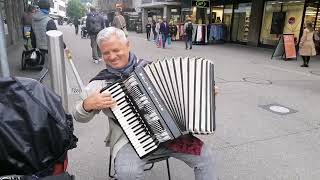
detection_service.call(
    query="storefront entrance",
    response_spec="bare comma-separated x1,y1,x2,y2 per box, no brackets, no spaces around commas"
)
231,2,252,43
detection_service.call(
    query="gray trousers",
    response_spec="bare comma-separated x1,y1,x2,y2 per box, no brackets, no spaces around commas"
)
114,143,217,180
90,35,101,60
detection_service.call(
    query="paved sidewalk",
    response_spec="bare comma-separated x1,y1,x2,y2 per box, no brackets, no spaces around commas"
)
6,28,320,180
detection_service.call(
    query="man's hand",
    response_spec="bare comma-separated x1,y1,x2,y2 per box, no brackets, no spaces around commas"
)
83,90,116,112
214,86,219,96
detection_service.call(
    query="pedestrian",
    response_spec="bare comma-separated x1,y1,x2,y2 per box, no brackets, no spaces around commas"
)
169,20,177,41
73,26,218,180
21,5,35,50
113,11,127,36
32,0,60,55
86,6,105,64
159,17,170,48
184,17,193,50
74,17,80,35
145,20,151,41
151,19,157,41
299,21,317,67
155,19,161,46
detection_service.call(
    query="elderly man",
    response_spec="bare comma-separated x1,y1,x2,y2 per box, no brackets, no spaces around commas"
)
73,27,217,180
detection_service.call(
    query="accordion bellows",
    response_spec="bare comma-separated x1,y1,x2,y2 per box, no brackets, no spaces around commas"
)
144,57,215,134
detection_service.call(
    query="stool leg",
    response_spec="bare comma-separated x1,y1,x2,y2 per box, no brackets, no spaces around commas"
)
166,159,171,180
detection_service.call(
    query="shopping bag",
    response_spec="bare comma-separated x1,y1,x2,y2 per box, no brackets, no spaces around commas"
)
157,34,162,48
167,36,172,45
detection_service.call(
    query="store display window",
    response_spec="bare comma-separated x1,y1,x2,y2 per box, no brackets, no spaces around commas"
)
260,0,305,46
211,5,224,23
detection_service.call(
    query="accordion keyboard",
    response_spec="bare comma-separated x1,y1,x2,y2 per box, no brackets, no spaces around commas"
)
105,83,159,158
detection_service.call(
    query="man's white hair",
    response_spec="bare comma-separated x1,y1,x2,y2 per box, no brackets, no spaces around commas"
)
96,27,128,47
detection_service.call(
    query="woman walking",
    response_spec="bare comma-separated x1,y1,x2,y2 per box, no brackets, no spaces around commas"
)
299,21,317,67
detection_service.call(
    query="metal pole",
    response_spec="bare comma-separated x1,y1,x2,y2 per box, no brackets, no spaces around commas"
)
0,11,10,77
46,30,68,111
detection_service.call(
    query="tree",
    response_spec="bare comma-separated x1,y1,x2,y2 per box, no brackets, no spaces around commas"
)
66,0,86,19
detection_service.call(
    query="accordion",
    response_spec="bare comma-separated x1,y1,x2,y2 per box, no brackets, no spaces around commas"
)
101,57,215,158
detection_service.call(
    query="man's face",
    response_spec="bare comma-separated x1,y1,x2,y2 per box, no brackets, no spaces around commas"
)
100,35,130,69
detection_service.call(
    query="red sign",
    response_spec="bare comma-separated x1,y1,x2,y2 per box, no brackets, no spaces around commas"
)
283,34,297,59
288,17,295,25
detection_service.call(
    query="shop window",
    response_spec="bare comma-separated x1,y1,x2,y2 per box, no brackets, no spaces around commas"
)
304,2,318,30
211,6,223,23
260,0,304,46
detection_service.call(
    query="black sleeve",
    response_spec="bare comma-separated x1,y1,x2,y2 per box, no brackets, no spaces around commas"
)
101,16,105,29
46,19,66,49
46,19,57,31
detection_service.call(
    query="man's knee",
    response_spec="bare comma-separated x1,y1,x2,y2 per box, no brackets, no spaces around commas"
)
115,164,144,180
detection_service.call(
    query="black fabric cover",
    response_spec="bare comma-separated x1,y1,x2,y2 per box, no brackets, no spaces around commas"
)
0,77,77,176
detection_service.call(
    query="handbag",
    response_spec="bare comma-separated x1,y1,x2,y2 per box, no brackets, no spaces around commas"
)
167,36,172,45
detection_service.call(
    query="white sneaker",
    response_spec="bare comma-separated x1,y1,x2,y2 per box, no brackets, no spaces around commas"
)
93,59,99,64
98,58,102,62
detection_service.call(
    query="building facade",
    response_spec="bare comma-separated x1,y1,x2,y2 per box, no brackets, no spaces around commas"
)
50,0,68,18
184,0,317,47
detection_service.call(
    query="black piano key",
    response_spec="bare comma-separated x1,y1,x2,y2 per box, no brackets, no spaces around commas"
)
144,144,156,152
143,141,155,149
140,135,151,144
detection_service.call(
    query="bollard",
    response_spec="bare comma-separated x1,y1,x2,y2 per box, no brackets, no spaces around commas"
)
46,30,68,112
0,12,10,77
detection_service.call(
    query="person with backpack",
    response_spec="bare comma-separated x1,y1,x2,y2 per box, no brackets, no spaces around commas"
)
184,17,193,50
86,6,105,64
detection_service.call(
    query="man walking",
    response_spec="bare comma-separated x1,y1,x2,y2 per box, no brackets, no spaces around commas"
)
184,17,193,50
113,11,127,36
74,17,80,35
86,6,104,63
159,17,170,48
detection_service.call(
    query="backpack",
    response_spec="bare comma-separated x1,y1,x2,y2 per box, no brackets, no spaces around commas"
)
186,22,193,33
0,77,78,176
87,14,102,34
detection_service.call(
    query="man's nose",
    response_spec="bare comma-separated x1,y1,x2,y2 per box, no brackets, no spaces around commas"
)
108,53,116,60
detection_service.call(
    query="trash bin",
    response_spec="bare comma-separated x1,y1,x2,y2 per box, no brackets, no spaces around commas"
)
136,21,143,33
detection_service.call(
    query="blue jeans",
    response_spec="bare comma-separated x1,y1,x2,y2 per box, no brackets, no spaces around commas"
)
162,34,168,48
185,36,192,49
114,143,217,180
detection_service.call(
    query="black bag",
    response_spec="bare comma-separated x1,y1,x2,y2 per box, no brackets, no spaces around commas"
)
87,14,102,34
0,77,77,176
0,172,74,180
